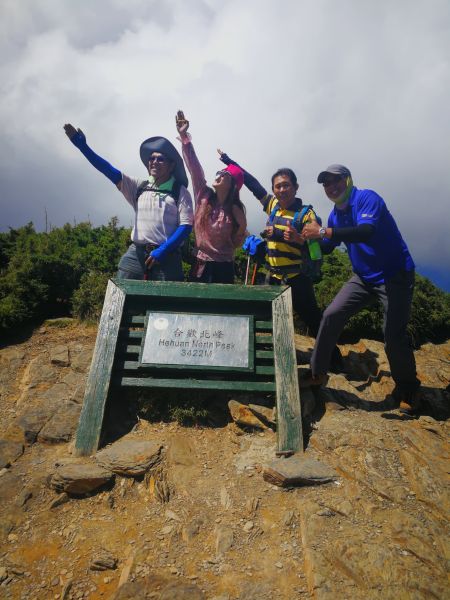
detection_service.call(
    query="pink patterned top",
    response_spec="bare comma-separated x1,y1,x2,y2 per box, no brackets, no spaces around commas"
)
180,135,247,262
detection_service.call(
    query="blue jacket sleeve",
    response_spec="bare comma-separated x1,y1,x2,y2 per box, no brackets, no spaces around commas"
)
150,224,192,262
69,130,122,185
220,153,267,201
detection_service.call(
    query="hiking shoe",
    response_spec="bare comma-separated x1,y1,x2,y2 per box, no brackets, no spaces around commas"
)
398,389,423,416
299,371,328,389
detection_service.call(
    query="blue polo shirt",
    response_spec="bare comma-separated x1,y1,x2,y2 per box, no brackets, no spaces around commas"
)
323,187,414,285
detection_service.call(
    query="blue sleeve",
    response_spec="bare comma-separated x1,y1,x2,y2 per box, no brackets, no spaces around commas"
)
220,153,267,201
355,190,383,229
150,224,192,261
69,130,122,185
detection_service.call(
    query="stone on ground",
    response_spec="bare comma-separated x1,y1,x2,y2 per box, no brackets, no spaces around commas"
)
228,400,267,429
50,462,114,495
95,438,162,476
263,454,338,487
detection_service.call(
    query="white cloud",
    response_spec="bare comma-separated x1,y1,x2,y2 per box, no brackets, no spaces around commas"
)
0,0,449,286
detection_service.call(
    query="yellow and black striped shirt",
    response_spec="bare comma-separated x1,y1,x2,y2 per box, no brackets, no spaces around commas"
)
263,194,319,280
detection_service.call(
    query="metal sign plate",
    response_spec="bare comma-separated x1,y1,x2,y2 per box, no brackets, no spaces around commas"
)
141,312,251,369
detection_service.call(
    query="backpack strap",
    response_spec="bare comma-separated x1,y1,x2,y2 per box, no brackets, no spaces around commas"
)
135,179,183,206
268,200,279,225
269,200,313,230
292,205,312,233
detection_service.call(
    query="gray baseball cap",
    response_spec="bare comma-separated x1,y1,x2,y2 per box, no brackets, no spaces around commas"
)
317,164,352,184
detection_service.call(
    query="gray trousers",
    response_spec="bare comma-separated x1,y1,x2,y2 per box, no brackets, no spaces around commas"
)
117,243,184,282
311,270,419,391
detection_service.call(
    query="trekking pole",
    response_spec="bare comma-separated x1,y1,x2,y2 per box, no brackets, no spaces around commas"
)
250,262,258,285
244,254,251,285
144,245,150,281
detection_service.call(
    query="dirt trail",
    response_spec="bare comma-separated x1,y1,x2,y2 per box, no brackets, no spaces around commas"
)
0,323,448,599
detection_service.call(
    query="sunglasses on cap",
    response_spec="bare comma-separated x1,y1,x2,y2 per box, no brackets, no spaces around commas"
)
149,154,169,164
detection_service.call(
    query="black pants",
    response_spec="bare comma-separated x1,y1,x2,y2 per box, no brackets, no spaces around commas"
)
268,273,322,336
189,260,235,284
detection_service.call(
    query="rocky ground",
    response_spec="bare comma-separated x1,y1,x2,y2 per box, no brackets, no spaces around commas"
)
0,321,449,600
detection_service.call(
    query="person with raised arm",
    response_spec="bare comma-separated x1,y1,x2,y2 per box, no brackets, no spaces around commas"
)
217,149,343,370
175,111,247,284
63,123,193,281
301,164,421,415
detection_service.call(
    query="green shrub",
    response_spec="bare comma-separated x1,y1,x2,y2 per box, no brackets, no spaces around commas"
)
1,220,448,346
72,271,111,321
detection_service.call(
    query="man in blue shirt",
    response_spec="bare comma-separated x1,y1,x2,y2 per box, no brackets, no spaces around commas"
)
301,165,421,415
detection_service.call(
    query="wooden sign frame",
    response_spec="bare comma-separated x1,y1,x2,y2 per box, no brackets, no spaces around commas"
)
74,280,303,457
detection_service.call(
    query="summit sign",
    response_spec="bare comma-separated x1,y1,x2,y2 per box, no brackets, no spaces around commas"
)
141,312,251,369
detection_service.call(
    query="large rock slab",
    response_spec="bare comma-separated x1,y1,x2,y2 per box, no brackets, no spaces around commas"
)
70,348,93,373
50,462,114,495
23,355,58,386
61,371,87,403
15,406,56,444
41,382,72,403
263,455,338,487
95,439,162,476
299,498,448,599
37,401,81,444
0,440,24,468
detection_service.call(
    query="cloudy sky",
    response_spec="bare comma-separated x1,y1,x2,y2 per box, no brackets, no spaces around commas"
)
1,0,449,290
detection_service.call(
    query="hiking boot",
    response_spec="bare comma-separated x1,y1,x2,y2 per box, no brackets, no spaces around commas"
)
299,371,328,389
398,389,423,416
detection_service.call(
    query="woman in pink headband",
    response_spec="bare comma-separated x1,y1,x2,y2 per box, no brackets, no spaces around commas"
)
176,110,247,283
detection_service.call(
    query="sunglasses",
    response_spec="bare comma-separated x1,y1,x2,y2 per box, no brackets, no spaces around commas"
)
149,155,168,164
215,170,231,179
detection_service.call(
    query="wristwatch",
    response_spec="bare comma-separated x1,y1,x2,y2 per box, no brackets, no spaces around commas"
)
319,227,327,239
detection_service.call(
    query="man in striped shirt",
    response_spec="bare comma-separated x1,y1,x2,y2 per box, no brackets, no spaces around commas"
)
219,153,324,340
64,124,193,281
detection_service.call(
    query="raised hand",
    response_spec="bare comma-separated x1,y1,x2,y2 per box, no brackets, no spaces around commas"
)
284,221,302,244
63,124,86,148
175,110,189,136
217,147,232,166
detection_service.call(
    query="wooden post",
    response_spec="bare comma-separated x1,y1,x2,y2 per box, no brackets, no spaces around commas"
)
272,287,303,454
74,280,126,456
